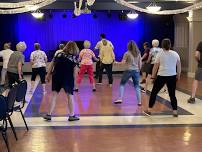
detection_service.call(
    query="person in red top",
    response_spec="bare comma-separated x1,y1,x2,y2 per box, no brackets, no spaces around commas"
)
75,40,98,92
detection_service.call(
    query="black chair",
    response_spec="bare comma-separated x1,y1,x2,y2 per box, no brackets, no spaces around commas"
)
6,84,18,141
0,95,10,152
14,80,28,131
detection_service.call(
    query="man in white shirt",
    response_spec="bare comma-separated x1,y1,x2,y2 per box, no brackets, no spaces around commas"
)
0,43,13,86
94,34,114,79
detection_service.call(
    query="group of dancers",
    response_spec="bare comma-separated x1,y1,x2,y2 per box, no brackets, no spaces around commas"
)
2,35,202,121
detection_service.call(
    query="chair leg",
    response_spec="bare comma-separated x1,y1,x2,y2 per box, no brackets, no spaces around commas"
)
20,109,29,131
2,132,10,152
8,117,18,140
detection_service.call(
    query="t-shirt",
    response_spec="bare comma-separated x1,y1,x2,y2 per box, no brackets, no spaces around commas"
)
30,50,47,68
54,49,63,56
99,42,115,64
123,51,142,71
196,41,202,68
150,47,162,64
95,39,114,50
155,50,180,76
7,51,25,74
79,49,95,65
142,47,150,62
52,52,77,81
0,49,13,69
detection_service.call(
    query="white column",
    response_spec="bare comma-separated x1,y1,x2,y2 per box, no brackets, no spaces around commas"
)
187,9,202,77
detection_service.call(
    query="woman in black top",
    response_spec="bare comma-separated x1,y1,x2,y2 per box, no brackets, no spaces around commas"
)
43,41,80,121
187,41,202,104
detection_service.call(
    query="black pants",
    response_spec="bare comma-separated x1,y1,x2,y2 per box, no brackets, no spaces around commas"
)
99,63,113,84
95,60,101,79
7,72,22,88
149,75,178,110
31,67,46,84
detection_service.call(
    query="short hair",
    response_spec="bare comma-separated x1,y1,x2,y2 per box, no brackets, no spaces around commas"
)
143,42,150,48
100,33,106,39
152,39,159,47
16,41,27,52
161,38,171,50
3,43,10,49
59,44,65,50
34,43,40,50
84,40,91,49
63,41,79,55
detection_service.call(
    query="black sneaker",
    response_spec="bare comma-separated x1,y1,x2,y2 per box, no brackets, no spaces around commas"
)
187,97,195,104
43,114,52,121
74,89,79,92
143,110,151,116
68,115,80,121
173,114,178,117
92,88,96,92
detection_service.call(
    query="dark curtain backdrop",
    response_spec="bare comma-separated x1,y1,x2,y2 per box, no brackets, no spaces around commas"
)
0,11,174,61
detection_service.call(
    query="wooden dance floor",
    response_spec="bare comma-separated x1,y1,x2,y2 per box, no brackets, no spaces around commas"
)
1,74,202,152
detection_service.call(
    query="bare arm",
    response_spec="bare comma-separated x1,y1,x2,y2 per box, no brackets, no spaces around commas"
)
176,59,181,81
45,54,48,63
46,61,55,82
111,50,115,62
195,51,200,62
138,55,142,70
18,61,23,80
151,63,160,79
93,56,99,62
146,53,152,63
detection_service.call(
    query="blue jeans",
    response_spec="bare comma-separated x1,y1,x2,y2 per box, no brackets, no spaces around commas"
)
120,70,141,103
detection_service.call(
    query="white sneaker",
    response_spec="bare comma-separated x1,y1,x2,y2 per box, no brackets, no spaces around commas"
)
109,84,112,88
114,99,122,104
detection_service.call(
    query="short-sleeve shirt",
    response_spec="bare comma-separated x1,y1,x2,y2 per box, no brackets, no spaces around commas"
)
196,41,202,68
99,43,115,64
7,51,25,74
150,47,162,64
142,47,150,62
95,39,114,57
30,50,47,68
155,50,180,76
52,52,77,81
0,49,13,69
123,51,142,71
79,49,95,65
54,49,63,56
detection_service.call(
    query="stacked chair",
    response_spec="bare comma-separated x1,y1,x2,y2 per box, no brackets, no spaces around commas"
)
0,94,10,152
0,79,28,152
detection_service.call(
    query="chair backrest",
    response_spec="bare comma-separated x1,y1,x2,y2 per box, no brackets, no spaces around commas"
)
0,95,7,121
7,84,18,113
16,80,27,103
